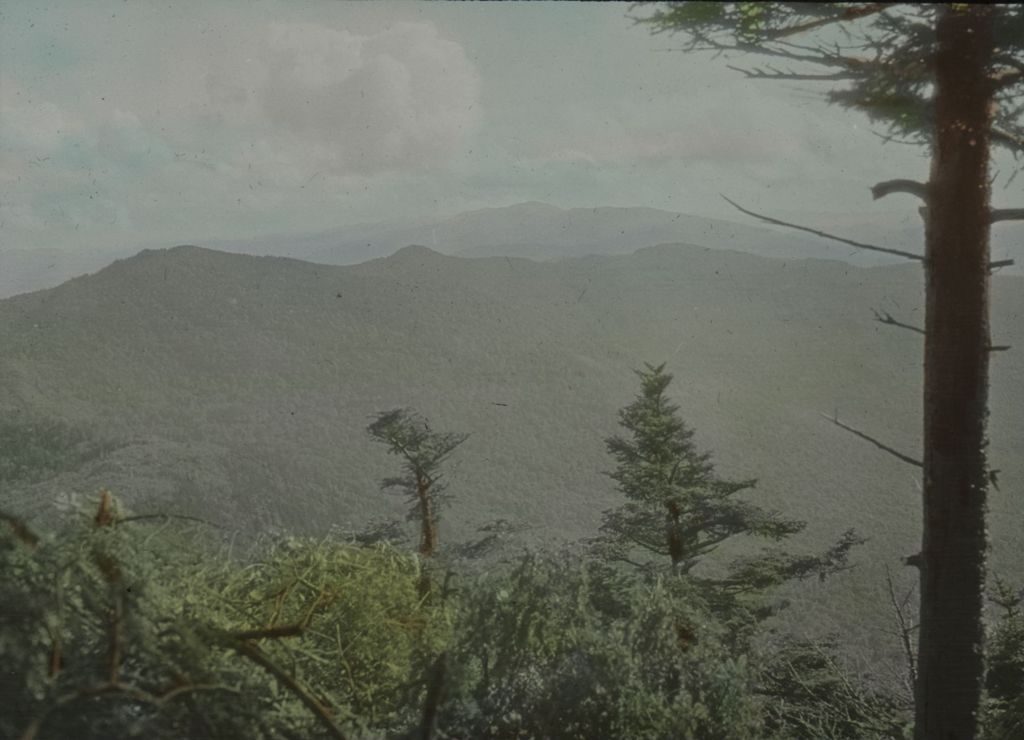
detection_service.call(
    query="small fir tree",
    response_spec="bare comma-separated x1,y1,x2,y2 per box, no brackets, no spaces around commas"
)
601,363,860,597
367,409,467,558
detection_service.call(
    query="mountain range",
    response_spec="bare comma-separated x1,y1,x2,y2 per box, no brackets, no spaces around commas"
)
6,201,1021,298
1,240,1021,661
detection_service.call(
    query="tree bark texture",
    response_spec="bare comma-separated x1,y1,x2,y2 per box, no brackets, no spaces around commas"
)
916,7,994,739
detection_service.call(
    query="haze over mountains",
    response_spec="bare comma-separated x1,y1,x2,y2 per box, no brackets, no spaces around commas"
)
6,201,1022,299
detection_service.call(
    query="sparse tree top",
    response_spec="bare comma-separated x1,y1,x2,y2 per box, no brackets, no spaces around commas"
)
635,3,1023,153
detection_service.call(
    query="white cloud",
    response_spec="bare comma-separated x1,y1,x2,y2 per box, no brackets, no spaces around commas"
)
1,11,483,248
174,20,482,177
257,21,480,174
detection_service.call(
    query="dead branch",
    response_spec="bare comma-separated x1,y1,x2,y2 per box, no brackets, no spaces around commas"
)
871,179,929,203
234,640,350,740
820,412,923,468
884,564,918,694
726,65,856,81
989,344,1012,353
992,125,1024,151
869,128,926,146
871,308,925,336
721,195,925,262
990,258,1016,271
990,207,1024,223
653,29,869,71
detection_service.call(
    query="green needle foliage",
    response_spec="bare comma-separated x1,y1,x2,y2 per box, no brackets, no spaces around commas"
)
981,578,1024,740
0,493,451,740
438,552,763,740
368,409,468,558
600,363,863,618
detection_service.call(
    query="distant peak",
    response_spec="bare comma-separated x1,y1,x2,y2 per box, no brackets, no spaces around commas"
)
136,244,208,258
453,201,564,219
510,201,563,212
389,244,444,260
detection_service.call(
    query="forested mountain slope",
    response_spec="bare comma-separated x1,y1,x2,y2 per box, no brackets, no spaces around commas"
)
1,243,1021,652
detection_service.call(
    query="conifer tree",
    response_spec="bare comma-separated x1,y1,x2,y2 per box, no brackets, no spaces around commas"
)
634,5,1023,735
368,409,467,558
601,363,860,594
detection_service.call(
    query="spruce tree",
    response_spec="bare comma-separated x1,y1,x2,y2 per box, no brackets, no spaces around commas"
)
634,5,1024,735
601,363,859,594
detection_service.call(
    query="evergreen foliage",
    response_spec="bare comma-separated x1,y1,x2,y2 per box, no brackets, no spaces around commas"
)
3,393,1018,738
634,7,1024,736
368,409,468,557
981,578,1024,740
600,363,863,611
758,636,912,739
10,487,1018,739
438,552,763,740
0,494,450,740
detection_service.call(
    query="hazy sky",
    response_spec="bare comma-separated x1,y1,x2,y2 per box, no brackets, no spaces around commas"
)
4,1,1012,254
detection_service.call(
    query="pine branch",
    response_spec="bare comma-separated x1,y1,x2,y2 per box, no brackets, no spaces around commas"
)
720,195,925,262
820,412,923,468
654,33,865,70
762,3,893,41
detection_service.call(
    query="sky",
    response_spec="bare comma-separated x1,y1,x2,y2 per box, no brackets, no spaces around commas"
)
1,1,1014,254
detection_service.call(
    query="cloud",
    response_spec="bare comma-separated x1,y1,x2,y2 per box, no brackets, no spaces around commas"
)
193,20,482,176
1,12,482,248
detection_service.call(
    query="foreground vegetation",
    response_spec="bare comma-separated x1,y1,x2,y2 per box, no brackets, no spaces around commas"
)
2,367,1021,738
3,506,1022,739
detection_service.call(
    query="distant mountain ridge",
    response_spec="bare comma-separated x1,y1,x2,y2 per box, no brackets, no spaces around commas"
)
210,201,934,266
9,200,1018,298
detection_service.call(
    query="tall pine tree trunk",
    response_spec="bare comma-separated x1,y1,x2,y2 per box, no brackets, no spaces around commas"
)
916,6,993,738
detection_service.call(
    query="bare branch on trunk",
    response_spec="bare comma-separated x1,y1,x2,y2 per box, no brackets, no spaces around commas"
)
721,195,925,262
989,207,1024,223
871,308,925,336
820,412,923,468
884,564,919,695
871,179,930,203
